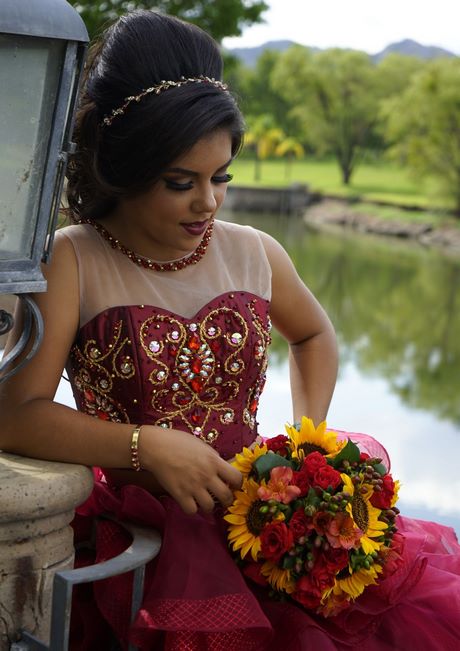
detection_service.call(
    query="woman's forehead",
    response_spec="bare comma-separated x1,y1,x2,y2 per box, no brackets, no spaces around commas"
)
168,130,233,171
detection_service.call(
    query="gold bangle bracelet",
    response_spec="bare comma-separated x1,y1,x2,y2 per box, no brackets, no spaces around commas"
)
130,425,142,472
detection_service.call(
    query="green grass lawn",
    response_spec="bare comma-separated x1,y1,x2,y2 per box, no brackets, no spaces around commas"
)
230,157,448,210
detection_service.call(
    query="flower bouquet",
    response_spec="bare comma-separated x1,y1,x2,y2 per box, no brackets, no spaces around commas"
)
225,417,402,617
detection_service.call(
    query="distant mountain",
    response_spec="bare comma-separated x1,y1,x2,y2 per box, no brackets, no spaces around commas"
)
227,38,457,67
372,39,456,63
227,40,298,67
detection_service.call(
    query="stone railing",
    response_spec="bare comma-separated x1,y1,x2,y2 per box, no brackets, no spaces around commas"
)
224,183,313,215
0,454,93,650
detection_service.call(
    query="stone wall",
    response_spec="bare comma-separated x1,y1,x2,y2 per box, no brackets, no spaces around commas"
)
0,454,93,649
224,184,312,215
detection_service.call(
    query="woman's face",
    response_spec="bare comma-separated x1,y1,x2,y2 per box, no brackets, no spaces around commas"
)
112,129,233,261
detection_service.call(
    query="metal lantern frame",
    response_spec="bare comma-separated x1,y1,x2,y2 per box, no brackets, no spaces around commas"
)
0,0,88,381
0,10,164,651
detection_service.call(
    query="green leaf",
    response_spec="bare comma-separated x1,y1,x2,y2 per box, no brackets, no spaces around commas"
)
305,487,321,508
373,463,387,476
253,453,293,481
291,499,304,512
331,439,361,469
282,555,296,570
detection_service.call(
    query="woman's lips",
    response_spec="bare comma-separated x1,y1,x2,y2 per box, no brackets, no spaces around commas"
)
181,220,209,236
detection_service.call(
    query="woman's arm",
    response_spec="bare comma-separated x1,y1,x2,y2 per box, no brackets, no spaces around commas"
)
0,233,241,513
259,231,338,425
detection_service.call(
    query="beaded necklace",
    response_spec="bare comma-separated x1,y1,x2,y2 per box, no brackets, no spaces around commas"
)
84,219,214,272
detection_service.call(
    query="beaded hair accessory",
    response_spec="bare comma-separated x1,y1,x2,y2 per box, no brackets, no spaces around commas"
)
102,75,229,127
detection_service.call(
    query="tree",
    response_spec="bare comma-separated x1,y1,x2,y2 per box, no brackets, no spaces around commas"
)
245,115,284,181
275,137,305,181
272,46,381,185
69,0,268,42
234,50,302,137
369,54,426,153
383,58,460,215
376,53,426,97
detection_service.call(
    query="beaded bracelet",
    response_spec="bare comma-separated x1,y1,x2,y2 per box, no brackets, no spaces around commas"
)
130,425,142,471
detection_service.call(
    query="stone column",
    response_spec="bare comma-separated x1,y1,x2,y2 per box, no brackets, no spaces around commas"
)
0,454,93,650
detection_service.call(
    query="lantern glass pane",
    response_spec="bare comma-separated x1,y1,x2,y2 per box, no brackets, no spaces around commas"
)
0,35,64,260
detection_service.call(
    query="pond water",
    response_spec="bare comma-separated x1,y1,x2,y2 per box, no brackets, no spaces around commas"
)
219,210,460,535
6,210,460,535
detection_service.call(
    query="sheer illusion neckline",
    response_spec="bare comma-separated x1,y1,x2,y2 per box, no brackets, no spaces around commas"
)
83,218,214,272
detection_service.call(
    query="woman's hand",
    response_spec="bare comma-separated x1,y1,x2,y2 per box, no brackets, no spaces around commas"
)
140,426,243,515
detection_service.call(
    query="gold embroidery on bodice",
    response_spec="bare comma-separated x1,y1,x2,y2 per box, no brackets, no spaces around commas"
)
68,293,271,455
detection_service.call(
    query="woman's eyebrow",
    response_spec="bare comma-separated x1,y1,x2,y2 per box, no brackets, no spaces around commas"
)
164,158,233,176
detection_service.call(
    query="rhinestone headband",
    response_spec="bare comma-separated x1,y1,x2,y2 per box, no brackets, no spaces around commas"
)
102,75,229,127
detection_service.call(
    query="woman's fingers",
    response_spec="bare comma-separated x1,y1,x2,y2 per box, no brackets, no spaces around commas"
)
207,477,234,508
217,458,243,489
177,494,199,516
193,488,216,514
141,426,243,514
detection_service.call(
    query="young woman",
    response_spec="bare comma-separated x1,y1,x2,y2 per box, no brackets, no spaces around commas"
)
1,10,459,651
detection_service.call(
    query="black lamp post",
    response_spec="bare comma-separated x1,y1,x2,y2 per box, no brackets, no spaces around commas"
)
0,0,88,381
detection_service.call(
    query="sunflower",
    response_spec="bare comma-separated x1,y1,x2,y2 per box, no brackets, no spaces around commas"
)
341,474,388,555
391,480,401,507
285,417,346,462
224,478,268,561
261,561,296,594
231,443,268,477
322,562,383,602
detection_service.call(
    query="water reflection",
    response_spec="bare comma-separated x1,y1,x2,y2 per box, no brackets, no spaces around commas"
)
222,211,460,533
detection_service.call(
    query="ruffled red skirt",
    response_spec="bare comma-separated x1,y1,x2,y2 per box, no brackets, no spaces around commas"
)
70,435,460,651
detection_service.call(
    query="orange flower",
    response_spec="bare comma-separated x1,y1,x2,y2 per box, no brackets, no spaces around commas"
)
318,590,351,617
257,466,301,504
326,512,362,550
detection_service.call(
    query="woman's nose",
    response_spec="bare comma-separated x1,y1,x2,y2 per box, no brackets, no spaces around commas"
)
191,184,218,214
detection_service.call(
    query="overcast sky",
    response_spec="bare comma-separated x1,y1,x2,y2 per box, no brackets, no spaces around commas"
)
223,0,460,55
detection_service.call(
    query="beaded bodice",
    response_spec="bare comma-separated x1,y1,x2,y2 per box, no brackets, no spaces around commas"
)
67,293,271,458
62,220,273,459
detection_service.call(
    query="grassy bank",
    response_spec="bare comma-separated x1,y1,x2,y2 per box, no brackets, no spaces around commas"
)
306,199,460,233
230,157,446,210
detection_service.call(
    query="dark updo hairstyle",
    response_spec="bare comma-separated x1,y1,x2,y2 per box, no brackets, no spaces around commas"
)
66,10,244,221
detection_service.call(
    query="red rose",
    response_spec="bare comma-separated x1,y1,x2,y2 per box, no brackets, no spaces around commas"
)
260,522,294,563
292,467,310,496
266,434,289,456
242,561,269,587
359,452,370,462
289,509,311,541
303,452,327,479
291,575,323,609
310,554,336,593
370,474,395,510
313,465,342,490
322,545,349,573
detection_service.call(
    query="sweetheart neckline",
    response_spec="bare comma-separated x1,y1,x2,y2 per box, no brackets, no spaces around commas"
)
77,290,270,333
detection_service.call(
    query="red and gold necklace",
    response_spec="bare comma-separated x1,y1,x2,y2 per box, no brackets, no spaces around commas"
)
84,218,214,271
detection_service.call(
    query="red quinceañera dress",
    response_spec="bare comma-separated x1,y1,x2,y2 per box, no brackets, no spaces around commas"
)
60,220,460,651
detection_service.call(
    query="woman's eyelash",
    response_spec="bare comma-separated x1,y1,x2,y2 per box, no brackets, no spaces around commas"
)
164,173,233,191
213,173,233,183
164,179,193,191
